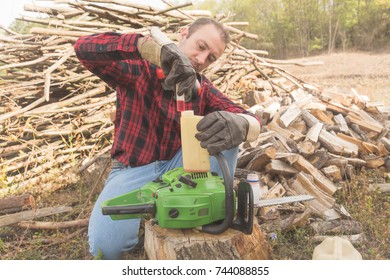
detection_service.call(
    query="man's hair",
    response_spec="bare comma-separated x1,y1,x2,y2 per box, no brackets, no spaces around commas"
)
187,18,231,45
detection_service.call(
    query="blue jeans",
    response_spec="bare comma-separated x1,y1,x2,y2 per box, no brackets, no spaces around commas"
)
88,147,239,259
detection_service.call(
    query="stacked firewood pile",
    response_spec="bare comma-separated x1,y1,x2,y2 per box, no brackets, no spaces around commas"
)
1,0,389,241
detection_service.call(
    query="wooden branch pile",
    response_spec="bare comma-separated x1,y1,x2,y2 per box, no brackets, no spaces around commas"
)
0,1,389,242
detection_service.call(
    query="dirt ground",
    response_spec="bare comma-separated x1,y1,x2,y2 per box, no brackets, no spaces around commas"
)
281,52,390,105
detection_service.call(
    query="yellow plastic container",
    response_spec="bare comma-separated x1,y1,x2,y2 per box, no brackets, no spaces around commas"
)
312,236,363,260
180,110,210,172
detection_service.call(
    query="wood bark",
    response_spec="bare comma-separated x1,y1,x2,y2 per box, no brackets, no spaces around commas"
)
144,219,272,260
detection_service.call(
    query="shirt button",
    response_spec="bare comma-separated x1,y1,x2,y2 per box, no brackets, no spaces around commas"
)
125,46,129,50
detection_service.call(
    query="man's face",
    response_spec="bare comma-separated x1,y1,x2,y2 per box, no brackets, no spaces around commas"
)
178,24,226,73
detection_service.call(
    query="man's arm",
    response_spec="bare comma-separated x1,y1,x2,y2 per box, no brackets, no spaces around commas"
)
74,32,144,87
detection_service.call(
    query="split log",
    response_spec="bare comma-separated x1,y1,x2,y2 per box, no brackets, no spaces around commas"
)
0,193,36,215
321,165,342,182
318,129,359,157
144,219,272,260
289,172,340,220
360,154,385,168
259,182,286,216
279,104,302,128
265,159,298,176
346,110,383,135
333,113,349,133
305,122,323,142
284,154,338,195
310,109,334,125
337,133,383,156
245,145,277,171
297,140,318,156
307,149,330,169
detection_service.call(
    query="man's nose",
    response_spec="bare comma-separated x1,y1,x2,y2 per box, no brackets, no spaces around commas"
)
196,51,209,65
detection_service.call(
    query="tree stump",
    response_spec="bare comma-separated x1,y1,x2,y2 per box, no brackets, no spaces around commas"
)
144,219,272,260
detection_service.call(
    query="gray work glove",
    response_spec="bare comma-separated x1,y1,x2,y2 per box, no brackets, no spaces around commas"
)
138,27,196,99
195,111,249,155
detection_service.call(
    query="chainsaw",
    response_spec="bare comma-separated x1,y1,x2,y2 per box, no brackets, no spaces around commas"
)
101,153,255,234
101,152,315,235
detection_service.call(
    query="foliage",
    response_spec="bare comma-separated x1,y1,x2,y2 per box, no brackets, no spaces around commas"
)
194,0,390,58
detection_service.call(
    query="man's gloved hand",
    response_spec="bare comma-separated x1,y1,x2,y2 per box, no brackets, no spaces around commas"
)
138,27,196,100
195,111,249,155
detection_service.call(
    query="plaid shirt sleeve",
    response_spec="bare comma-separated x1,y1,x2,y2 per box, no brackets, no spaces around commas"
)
74,32,144,88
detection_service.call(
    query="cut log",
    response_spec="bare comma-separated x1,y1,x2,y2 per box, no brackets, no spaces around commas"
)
237,144,274,168
309,220,363,235
246,145,277,171
381,137,390,152
289,172,339,220
319,129,359,157
297,140,317,156
0,193,36,215
333,113,349,133
307,149,330,169
144,219,272,260
346,110,383,135
259,182,286,216
305,122,323,142
310,109,334,125
337,133,382,156
265,159,298,176
301,109,321,128
286,154,338,195
262,102,280,123
360,154,385,168
321,165,342,182
321,88,353,107
0,206,72,227
279,104,302,128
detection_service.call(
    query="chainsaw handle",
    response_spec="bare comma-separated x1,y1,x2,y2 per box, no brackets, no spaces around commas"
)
102,204,155,215
201,153,235,234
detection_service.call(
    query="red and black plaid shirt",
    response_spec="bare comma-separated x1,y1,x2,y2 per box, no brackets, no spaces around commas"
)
74,32,257,167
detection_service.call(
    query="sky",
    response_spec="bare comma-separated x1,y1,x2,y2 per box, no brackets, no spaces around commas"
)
0,0,167,28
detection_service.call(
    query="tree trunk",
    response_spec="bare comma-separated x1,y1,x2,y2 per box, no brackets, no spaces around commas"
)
144,219,272,260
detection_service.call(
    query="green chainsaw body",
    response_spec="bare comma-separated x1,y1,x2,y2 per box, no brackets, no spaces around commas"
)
102,154,253,234
102,167,233,229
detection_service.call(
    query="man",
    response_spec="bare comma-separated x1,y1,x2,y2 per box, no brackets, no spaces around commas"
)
74,18,261,259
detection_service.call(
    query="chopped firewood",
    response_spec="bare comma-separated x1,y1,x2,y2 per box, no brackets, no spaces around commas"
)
265,159,298,176
321,165,343,182
245,145,277,171
285,154,338,195
361,154,385,168
307,149,330,169
289,172,336,211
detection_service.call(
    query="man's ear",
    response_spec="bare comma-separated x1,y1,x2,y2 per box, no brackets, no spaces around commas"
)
180,27,189,42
